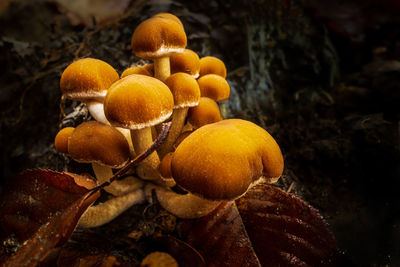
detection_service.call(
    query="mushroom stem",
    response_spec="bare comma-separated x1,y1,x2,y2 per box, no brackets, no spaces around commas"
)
158,108,188,158
131,127,161,181
78,188,145,228
86,101,109,125
218,101,228,119
153,56,170,82
145,184,221,219
91,163,143,196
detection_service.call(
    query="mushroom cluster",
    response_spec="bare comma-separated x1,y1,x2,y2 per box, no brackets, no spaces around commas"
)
55,13,284,227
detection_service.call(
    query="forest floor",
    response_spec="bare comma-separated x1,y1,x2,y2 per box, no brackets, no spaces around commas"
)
0,0,399,266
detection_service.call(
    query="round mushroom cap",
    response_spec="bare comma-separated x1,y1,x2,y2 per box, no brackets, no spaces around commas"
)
153,12,183,27
199,56,227,78
104,74,174,130
164,73,200,109
187,97,222,129
131,17,187,59
54,127,75,154
68,121,130,168
121,66,152,78
170,49,200,78
197,74,230,102
60,58,119,101
171,119,284,200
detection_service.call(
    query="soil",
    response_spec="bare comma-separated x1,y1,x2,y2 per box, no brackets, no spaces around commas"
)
0,0,399,266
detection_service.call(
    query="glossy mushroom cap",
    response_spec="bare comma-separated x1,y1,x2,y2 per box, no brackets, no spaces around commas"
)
164,73,200,109
170,49,200,78
199,56,227,78
131,17,187,59
68,121,130,168
187,97,222,129
54,127,75,154
121,66,152,78
197,74,230,102
153,12,183,27
171,119,284,200
104,74,174,130
60,58,119,101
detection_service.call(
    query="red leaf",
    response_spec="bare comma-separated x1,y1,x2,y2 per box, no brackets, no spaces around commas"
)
236,183,339,266
0,169,99,266
178,202,262,267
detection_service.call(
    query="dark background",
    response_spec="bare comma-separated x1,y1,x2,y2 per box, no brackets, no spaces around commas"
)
0,0,399,265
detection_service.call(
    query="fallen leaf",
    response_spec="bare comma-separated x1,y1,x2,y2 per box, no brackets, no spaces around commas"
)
178,202,262,267
53,0,132,27
236,183,339,266
0,169,99,266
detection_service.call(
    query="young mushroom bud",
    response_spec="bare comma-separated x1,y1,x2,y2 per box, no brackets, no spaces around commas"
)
197,74,230,118
140,251,178,267
131,16,187,81
121,65,152,78
104,74,174,183
199,56,227,78
187,97,222,129
170,49,200,78
146,119,284,219
158,72,200,158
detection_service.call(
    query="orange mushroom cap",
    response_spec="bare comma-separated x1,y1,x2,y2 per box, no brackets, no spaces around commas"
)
170,49,200,78
199,56,227,78
131,17,187,60
164,73,200,109
68,121,130,168
104,74,174,130
121,66,152,78
60,58,119,101
171,119,284,200
54,127,75,154
197,74,230,102
187,97,222,129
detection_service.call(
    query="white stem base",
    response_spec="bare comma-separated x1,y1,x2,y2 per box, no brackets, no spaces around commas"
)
91,163,143,196
145,184,221,219
78,188,145,228
86,101,109,125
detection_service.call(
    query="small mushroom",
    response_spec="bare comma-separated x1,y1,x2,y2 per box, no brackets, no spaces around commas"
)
199,56,227,78
121,65,152,78
60,58,119,125
140,251,178,267
170,49,200,78
104,74,174,182
187,97,222,129
146,119,284,219
131,16,187,81
197,74,230,118
158,73,200,157
55,121,142,196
